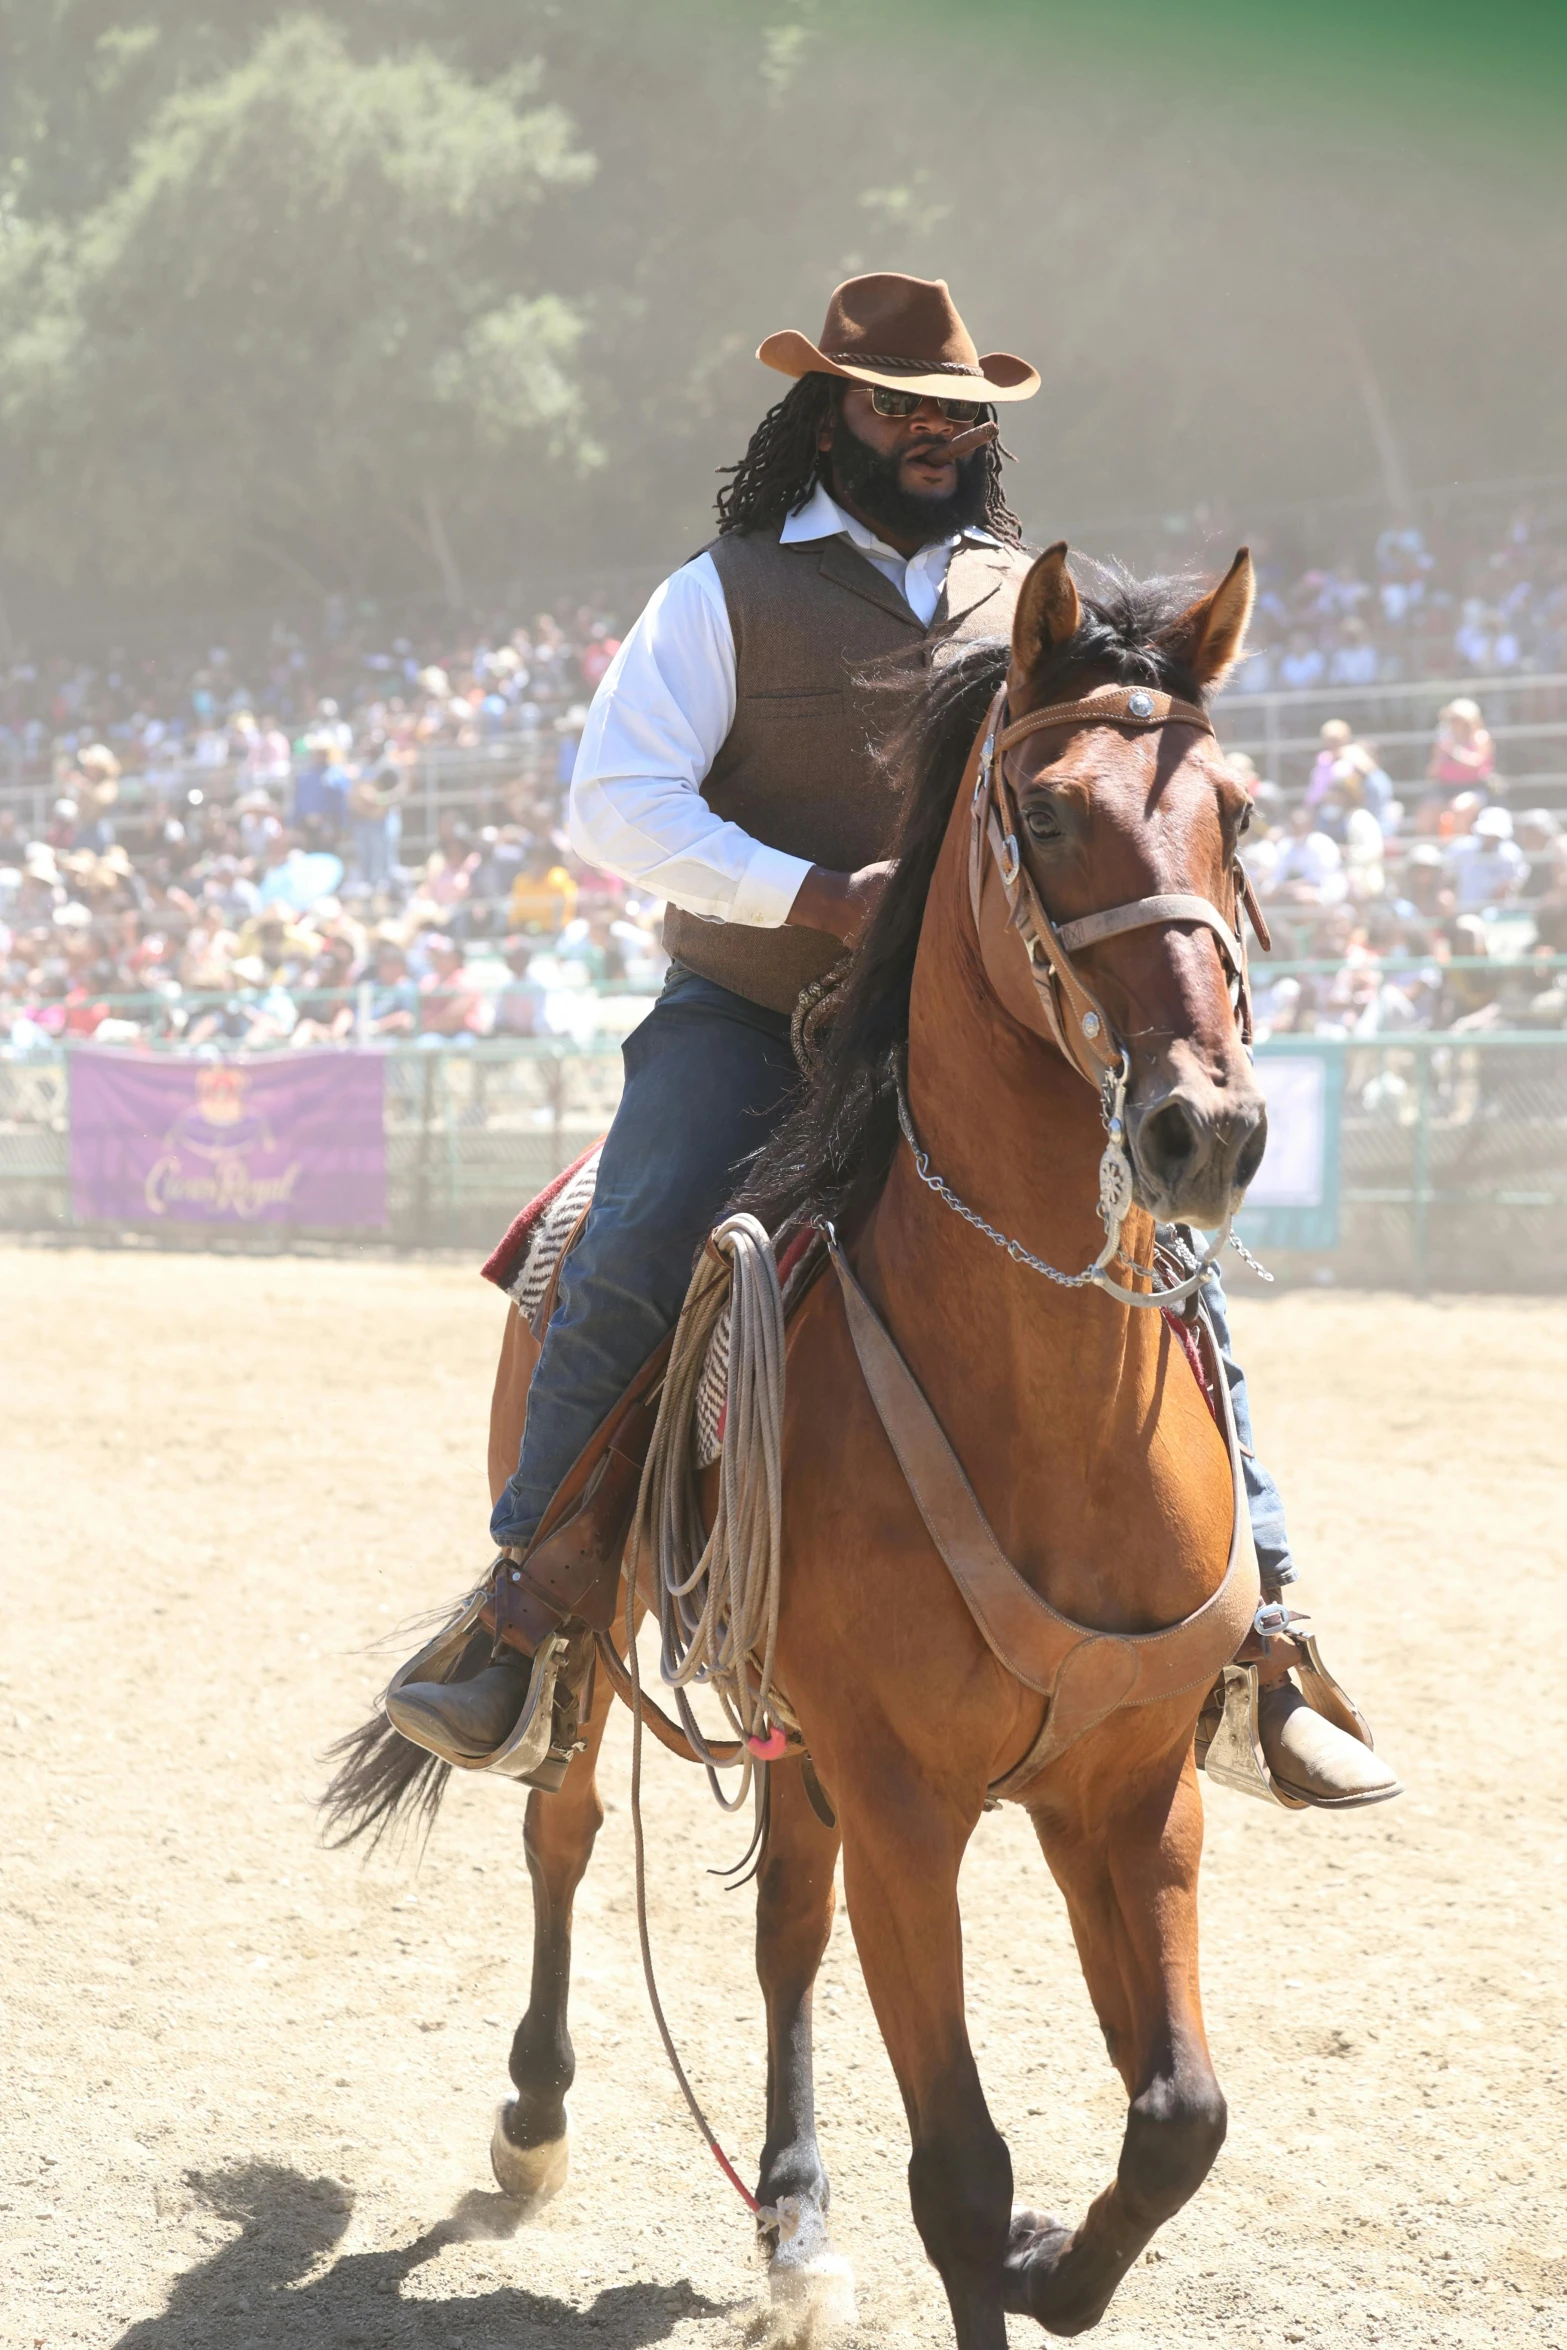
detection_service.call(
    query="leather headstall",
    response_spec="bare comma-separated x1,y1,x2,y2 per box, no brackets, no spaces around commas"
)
967,680,1267,1093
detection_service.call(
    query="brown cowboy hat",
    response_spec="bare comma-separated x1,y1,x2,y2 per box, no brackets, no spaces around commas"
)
758,272,1040,403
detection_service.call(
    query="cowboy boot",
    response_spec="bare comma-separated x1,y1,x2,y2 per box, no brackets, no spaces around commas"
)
1200,1602,1402,1811
384,1610,535,1762
1256,1675,1401,1808
385,1376,663,1784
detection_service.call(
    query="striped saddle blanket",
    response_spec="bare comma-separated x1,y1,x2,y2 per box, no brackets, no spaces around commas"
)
481,1145,825,1470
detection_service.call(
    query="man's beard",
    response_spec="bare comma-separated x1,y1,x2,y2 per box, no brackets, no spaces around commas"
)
826,410,990,545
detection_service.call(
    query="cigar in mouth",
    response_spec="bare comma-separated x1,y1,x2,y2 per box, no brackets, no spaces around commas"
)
943,419,999,460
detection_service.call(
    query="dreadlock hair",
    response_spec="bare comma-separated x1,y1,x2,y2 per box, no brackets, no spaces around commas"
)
714,373,1025,545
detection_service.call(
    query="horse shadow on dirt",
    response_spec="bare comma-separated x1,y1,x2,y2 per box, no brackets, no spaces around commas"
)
114,2161,736,2350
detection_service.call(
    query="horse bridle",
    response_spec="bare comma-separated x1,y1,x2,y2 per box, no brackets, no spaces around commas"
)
898,678,1271,1311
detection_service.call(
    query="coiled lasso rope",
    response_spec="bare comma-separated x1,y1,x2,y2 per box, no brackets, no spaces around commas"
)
621,1212,792,2215
630,1211,790,1813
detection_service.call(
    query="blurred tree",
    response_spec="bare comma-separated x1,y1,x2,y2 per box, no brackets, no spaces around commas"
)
0,14,595,604
0,0,1563,634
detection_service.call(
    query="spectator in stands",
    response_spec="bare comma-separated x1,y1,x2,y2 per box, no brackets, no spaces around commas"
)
1307,721,1354,811
579,631,622,692
346,758,409,888
493,938,550,1037
291,735,349,841
233,789,283,861
1515,810,1565,900
1454,600,1495,670
1437,915,1501,1024
290,935,358,1045
1264,804,1347,907
1446,807,1526,912
1341,805,1386,903
417,935,484,1042
1254,974,1308,1038
407,846,474,944
509,861,578,936
1278,629,1327,691
243,713,293,791
314,697,353,758
72,747,122,847
360,936,419,1036
469,825,526,912
234,907,316,979
1328,617,1379,687
1425,697,1496,822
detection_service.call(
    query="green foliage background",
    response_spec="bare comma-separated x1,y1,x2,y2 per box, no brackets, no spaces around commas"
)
0,0,1563,632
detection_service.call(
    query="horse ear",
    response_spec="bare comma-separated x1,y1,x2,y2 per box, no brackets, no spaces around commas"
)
1011,542,1081,674
1162,549,1255,690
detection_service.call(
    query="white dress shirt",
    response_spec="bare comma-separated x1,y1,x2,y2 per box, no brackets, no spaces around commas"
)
568,484,1002,928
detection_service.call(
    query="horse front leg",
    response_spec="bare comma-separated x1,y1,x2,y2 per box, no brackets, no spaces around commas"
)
1007,1746,1226,2335
754,1756,853,2317
835,1772,1013,2350
490,1653,616,2205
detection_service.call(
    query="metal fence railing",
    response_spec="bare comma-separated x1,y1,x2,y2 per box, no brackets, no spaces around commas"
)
4,1032,1566,1284
1217,669,1567,804
1237,1031,1567,1291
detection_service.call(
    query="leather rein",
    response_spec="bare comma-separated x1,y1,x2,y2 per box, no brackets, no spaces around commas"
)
929,676,1272,1311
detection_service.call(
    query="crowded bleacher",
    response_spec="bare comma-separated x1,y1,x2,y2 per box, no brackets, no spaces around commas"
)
3,508,1567,1054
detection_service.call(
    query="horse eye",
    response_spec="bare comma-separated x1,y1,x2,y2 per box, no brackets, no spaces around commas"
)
1236,801,1253,837
1022,799,1063,843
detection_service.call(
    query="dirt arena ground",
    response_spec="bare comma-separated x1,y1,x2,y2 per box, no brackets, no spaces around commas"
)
2,1243,1565,2350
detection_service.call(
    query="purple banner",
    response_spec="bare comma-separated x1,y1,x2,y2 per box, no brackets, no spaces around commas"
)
70,1051,387,1228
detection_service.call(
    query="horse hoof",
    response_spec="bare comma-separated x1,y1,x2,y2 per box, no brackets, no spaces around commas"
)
766,2194,858,2335
1001,2205,1077,2317
489,2102,569,2207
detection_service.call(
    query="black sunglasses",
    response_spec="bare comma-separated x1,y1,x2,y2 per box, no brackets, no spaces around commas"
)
867,385,985,424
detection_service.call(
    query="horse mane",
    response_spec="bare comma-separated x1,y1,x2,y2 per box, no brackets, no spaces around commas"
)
730,557,1211,1237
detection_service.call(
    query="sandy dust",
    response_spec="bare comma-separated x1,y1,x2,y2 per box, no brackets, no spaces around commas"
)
2,1243,1564,2350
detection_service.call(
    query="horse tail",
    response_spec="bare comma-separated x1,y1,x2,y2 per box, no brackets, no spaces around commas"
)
320,1706,452,1851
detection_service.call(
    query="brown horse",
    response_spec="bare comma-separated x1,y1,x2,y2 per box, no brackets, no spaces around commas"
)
328,544,1267,2343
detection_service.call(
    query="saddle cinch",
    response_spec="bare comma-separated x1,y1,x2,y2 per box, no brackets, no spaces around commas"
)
385,1154,1381,1808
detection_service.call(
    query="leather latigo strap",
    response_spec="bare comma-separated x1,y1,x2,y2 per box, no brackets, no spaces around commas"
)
483,1334,672,1657
827,1242,1259,1783
591,1630,759,1771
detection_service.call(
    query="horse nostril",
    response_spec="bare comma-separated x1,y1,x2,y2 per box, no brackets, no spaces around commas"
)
1234,1114,1268,1193
1140,1099,1199,1186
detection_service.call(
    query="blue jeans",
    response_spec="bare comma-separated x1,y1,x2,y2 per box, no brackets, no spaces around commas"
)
491,967,799,1549
490,966,1295,1596
1200,1267,1294,1593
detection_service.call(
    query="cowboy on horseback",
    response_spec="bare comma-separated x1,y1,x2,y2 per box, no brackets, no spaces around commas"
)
385,271,1396,1814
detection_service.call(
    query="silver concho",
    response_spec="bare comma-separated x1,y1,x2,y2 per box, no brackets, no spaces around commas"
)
1126,688,1155,719
1098,1142,1135,1222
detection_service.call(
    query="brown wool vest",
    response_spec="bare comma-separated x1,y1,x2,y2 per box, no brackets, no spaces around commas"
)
661,526,1035,1013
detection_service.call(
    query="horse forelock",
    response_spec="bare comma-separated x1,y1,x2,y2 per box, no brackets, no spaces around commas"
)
729,557,1220,1239
1011,557,1209,712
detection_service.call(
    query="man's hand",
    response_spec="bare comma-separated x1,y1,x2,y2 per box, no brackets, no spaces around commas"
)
787,860,896,949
